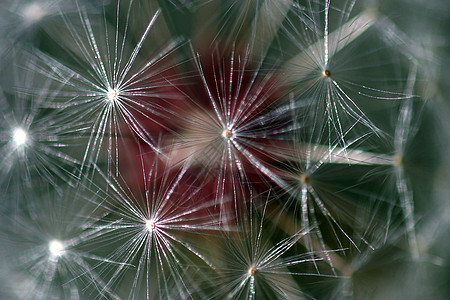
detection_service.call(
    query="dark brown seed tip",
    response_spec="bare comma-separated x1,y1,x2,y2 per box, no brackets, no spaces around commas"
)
300,174,310,184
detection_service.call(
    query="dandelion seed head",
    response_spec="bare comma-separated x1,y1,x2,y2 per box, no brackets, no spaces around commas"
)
48,240,65,257
322,69,331,77
248,267,258,276
145,219,156,231
106,88,119,103
12,127,28,146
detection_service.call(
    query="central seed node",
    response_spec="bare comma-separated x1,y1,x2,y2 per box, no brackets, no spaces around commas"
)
106,88,118,102
146,219,156,231
248,267,258,275
222,129,233,140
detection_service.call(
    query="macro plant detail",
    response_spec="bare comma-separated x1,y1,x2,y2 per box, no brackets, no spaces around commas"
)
0,53,82,193
0,0,448,299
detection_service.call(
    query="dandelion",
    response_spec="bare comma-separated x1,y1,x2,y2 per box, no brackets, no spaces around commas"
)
0,52,81,194
86,153,228,299
263,107,397,272
203,200,330,299
281,1,413,148
0,186,117,300
162,44,294,210
0,0,446,299
32,1,185,177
